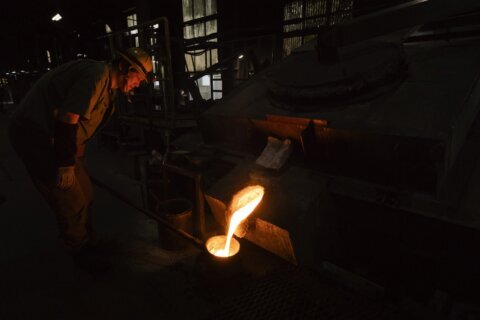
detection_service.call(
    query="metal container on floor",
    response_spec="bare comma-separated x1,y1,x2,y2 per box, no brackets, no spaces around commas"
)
157,198,192,250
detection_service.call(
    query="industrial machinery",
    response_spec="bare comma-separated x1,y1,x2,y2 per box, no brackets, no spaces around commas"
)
176,0,480,281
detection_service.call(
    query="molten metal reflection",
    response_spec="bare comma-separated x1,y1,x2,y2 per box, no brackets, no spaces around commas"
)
211,185,264,257
206,235,240,257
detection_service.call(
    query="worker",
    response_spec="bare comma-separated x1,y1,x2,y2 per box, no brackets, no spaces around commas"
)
8,48,153,275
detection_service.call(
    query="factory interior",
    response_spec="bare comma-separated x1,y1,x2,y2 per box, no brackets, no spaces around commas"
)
3,0,480,318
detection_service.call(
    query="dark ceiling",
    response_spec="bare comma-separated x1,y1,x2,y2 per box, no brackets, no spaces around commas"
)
0,0,448,74
0,0,133,72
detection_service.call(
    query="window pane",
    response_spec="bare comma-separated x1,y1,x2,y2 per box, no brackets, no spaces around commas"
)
284,22,303,33
213,80,222,91
185,54,194,72
331,0,353,12
304,17,326,29
211,48,218,65
184,25,194,39
194,51,206,71
283,36,302,57
206,19,217,36
206,50,211,68
306,0,327,17
194,0,205,19
127,13,137,27
183,0,193,21
330,0,353,25
194,22,205,37
200,75,210,86
283,0,353,40
284,0,303,21
200,90,211,100
199,77,211,99
206,0,217,16
213,92,222,100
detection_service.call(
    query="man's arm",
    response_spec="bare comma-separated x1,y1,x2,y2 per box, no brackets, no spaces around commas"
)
55,112,79,190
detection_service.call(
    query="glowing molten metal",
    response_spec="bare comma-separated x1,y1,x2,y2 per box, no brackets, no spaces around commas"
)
208,185,265,257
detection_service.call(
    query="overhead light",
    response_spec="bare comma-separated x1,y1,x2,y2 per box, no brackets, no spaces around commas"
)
238,54,244,60
51,13,62,21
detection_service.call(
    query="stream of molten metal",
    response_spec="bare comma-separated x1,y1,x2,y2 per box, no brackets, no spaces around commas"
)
214,185,264,257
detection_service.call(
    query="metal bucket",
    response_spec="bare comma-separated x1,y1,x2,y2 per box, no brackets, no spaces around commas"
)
157,198,192,250
205,235,240,259
193,236,243,281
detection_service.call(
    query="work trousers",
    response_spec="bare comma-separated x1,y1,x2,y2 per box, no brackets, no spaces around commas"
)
8,119,94,251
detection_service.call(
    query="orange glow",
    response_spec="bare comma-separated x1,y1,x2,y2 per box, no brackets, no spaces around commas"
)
209,185,265,257
206,235,240,257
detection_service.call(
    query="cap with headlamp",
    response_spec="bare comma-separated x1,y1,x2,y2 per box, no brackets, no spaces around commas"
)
116,47,153,97
117,47,153,81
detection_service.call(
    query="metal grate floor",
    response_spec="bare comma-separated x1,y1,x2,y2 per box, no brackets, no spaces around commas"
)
207,265,402,320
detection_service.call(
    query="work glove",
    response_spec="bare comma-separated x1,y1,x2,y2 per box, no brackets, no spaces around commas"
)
56,166,76,190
